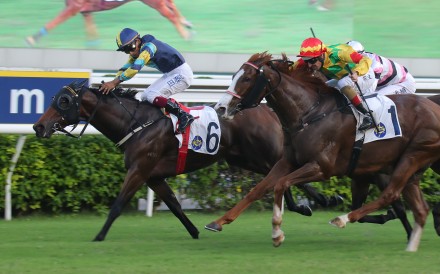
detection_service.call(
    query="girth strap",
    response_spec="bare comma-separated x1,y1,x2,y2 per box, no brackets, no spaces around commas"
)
347,136,365,175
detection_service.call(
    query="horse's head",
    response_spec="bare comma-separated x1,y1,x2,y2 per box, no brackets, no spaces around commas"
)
215,52,289,119
33,80,88,138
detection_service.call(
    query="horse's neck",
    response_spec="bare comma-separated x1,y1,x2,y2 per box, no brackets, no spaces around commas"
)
268,77,319,129
84,92,161,143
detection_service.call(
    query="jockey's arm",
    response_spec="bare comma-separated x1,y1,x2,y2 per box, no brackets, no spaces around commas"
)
340,48,372,77
116,53,149,82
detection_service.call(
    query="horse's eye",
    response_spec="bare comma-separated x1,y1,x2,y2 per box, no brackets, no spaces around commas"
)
57,95,72,110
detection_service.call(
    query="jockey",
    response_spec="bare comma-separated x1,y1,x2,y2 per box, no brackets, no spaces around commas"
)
100,28,194,134
346,40,416,96
294,37,377,131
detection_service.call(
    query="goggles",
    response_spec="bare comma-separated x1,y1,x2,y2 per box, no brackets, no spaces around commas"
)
120,41,137,54
303,57,320,64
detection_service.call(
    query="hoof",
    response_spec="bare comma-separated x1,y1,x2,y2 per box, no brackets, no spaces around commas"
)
205,222,222,232
191,231,200,239
25,36,35,47
329,217,346,228
272,232,285,247
328,195,344,207
386,208,397,220
93,236,104,242
299,205,313,217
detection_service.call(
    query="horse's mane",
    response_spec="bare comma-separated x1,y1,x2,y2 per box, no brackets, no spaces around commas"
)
268,53,338,94
87,86,140,99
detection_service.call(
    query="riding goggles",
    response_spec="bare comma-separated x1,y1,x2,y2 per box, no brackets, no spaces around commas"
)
120,41,137,54
303,57,320,64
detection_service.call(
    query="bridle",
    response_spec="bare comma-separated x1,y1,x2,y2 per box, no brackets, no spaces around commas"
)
227,61,282,112
51,81,98,138
51,82,163,146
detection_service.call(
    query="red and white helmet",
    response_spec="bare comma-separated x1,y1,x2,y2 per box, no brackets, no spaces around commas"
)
297,37,327,58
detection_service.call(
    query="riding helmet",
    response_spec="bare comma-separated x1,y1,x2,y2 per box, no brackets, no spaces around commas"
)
346,40,365,54
116,28,140,51
297,37,327,59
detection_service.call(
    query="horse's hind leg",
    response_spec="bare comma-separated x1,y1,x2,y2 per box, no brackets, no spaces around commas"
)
354,175,412,240
401,177,429,252
148,179,199,239
141,0,191,40
94,168,146,241
26,0,84,46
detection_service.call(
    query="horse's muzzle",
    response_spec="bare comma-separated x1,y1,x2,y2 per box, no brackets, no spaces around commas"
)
33,123,52,138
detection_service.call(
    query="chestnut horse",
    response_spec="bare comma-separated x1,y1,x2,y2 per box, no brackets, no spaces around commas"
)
25,0,193,47
33,82,346,241
207,52,440,251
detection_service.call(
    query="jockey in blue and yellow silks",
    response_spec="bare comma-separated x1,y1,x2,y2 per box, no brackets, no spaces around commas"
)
293,37,377,131
100,28,194,134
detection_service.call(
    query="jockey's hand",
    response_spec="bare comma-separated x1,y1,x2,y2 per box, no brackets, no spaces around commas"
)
99,78,121,94
349,71,359,82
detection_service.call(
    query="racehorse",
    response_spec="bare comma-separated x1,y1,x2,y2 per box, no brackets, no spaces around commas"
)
25,0,193,47
207,52,440,251
33,81,345,241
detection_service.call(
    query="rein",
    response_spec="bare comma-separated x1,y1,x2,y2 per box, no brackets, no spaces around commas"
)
52,84,101,139
288,92,351,134
52,84,163,146
232,61,282,112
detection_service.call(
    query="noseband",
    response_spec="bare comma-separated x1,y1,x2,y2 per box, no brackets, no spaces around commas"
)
51,82,101,139
229,61,281,112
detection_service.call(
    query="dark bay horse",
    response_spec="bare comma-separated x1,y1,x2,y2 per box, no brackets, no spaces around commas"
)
25,0,193,47
207,52,440,251
33,82,342,241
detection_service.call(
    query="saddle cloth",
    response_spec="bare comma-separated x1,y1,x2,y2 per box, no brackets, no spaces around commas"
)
170,105,221,155
354,94,402,144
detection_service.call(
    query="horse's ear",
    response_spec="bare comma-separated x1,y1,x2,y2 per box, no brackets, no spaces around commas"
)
77,79,88,88
72,79,88,90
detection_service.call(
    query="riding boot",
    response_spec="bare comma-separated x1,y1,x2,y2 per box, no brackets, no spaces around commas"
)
165,99,194,133
355,103,374,131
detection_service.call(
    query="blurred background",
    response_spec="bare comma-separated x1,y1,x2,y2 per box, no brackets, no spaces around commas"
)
1,0,438,57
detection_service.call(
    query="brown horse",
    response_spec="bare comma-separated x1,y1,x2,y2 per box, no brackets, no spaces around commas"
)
207,52,440,251
33,81,345,241
25,0,193,47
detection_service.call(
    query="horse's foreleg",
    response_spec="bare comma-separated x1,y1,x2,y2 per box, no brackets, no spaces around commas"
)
433,203,440,236
82,12,99,47
93,169,146,241
300,183,343,207
271,162,325,247
205,157,293,232
283,188,312,216
148,179,199,239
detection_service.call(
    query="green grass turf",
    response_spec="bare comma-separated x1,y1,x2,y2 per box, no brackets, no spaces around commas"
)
1,0,438,57
0,210,439,273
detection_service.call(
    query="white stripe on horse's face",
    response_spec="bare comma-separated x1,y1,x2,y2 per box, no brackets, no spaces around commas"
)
214,69,245,114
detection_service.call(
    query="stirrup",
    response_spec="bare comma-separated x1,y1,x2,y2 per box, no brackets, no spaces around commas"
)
177,114,194,133
358,116,374,131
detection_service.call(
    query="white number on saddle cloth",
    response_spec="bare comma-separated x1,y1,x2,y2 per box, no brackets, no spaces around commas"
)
171,106,221,154
354,94,402,144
